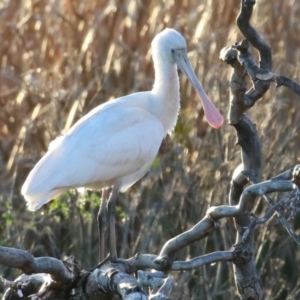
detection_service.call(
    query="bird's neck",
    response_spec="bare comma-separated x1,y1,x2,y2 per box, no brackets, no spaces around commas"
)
151,59,180,134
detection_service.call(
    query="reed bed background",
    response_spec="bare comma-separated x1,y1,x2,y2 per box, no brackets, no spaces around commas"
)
0,0,300,299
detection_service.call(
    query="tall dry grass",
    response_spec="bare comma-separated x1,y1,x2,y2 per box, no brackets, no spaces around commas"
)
0,0,300,298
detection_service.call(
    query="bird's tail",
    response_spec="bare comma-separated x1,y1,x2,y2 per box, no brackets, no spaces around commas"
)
21,187,62,211
21,156,66,211
21,135,70,211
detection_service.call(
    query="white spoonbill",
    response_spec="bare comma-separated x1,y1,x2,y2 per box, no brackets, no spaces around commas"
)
21,28,223,262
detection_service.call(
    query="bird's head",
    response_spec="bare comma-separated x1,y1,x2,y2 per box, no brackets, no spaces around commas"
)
151,28,187,63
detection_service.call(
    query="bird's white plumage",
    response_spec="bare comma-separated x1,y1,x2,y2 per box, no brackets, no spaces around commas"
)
22,28,223,211
22,93,165,210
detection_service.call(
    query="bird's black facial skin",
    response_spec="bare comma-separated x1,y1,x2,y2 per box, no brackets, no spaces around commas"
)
171,49,177,64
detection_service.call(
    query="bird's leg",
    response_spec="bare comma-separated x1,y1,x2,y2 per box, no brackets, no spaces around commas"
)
97,188,109,262
107,186,119,262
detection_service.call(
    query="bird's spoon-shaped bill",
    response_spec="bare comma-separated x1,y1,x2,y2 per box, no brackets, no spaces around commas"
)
173,50,224,129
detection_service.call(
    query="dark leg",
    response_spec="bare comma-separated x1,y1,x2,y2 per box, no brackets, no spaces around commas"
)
107,186,119,261
97,188,108,262
90,186,120,271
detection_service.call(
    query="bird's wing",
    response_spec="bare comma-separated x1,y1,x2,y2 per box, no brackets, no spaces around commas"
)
22,99,165,210
76,105,165,186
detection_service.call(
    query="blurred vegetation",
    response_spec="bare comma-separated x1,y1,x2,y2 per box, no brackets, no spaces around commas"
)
0,0,300,299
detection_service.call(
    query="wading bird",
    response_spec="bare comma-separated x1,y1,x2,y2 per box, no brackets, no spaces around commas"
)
22,28,223,262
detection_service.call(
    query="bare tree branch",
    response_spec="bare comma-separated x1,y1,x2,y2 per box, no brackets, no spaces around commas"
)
238,180,294,212
171,251,236,270
137,271,173,300
242,189,300,243
0,246,74,285
84,264,147,300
